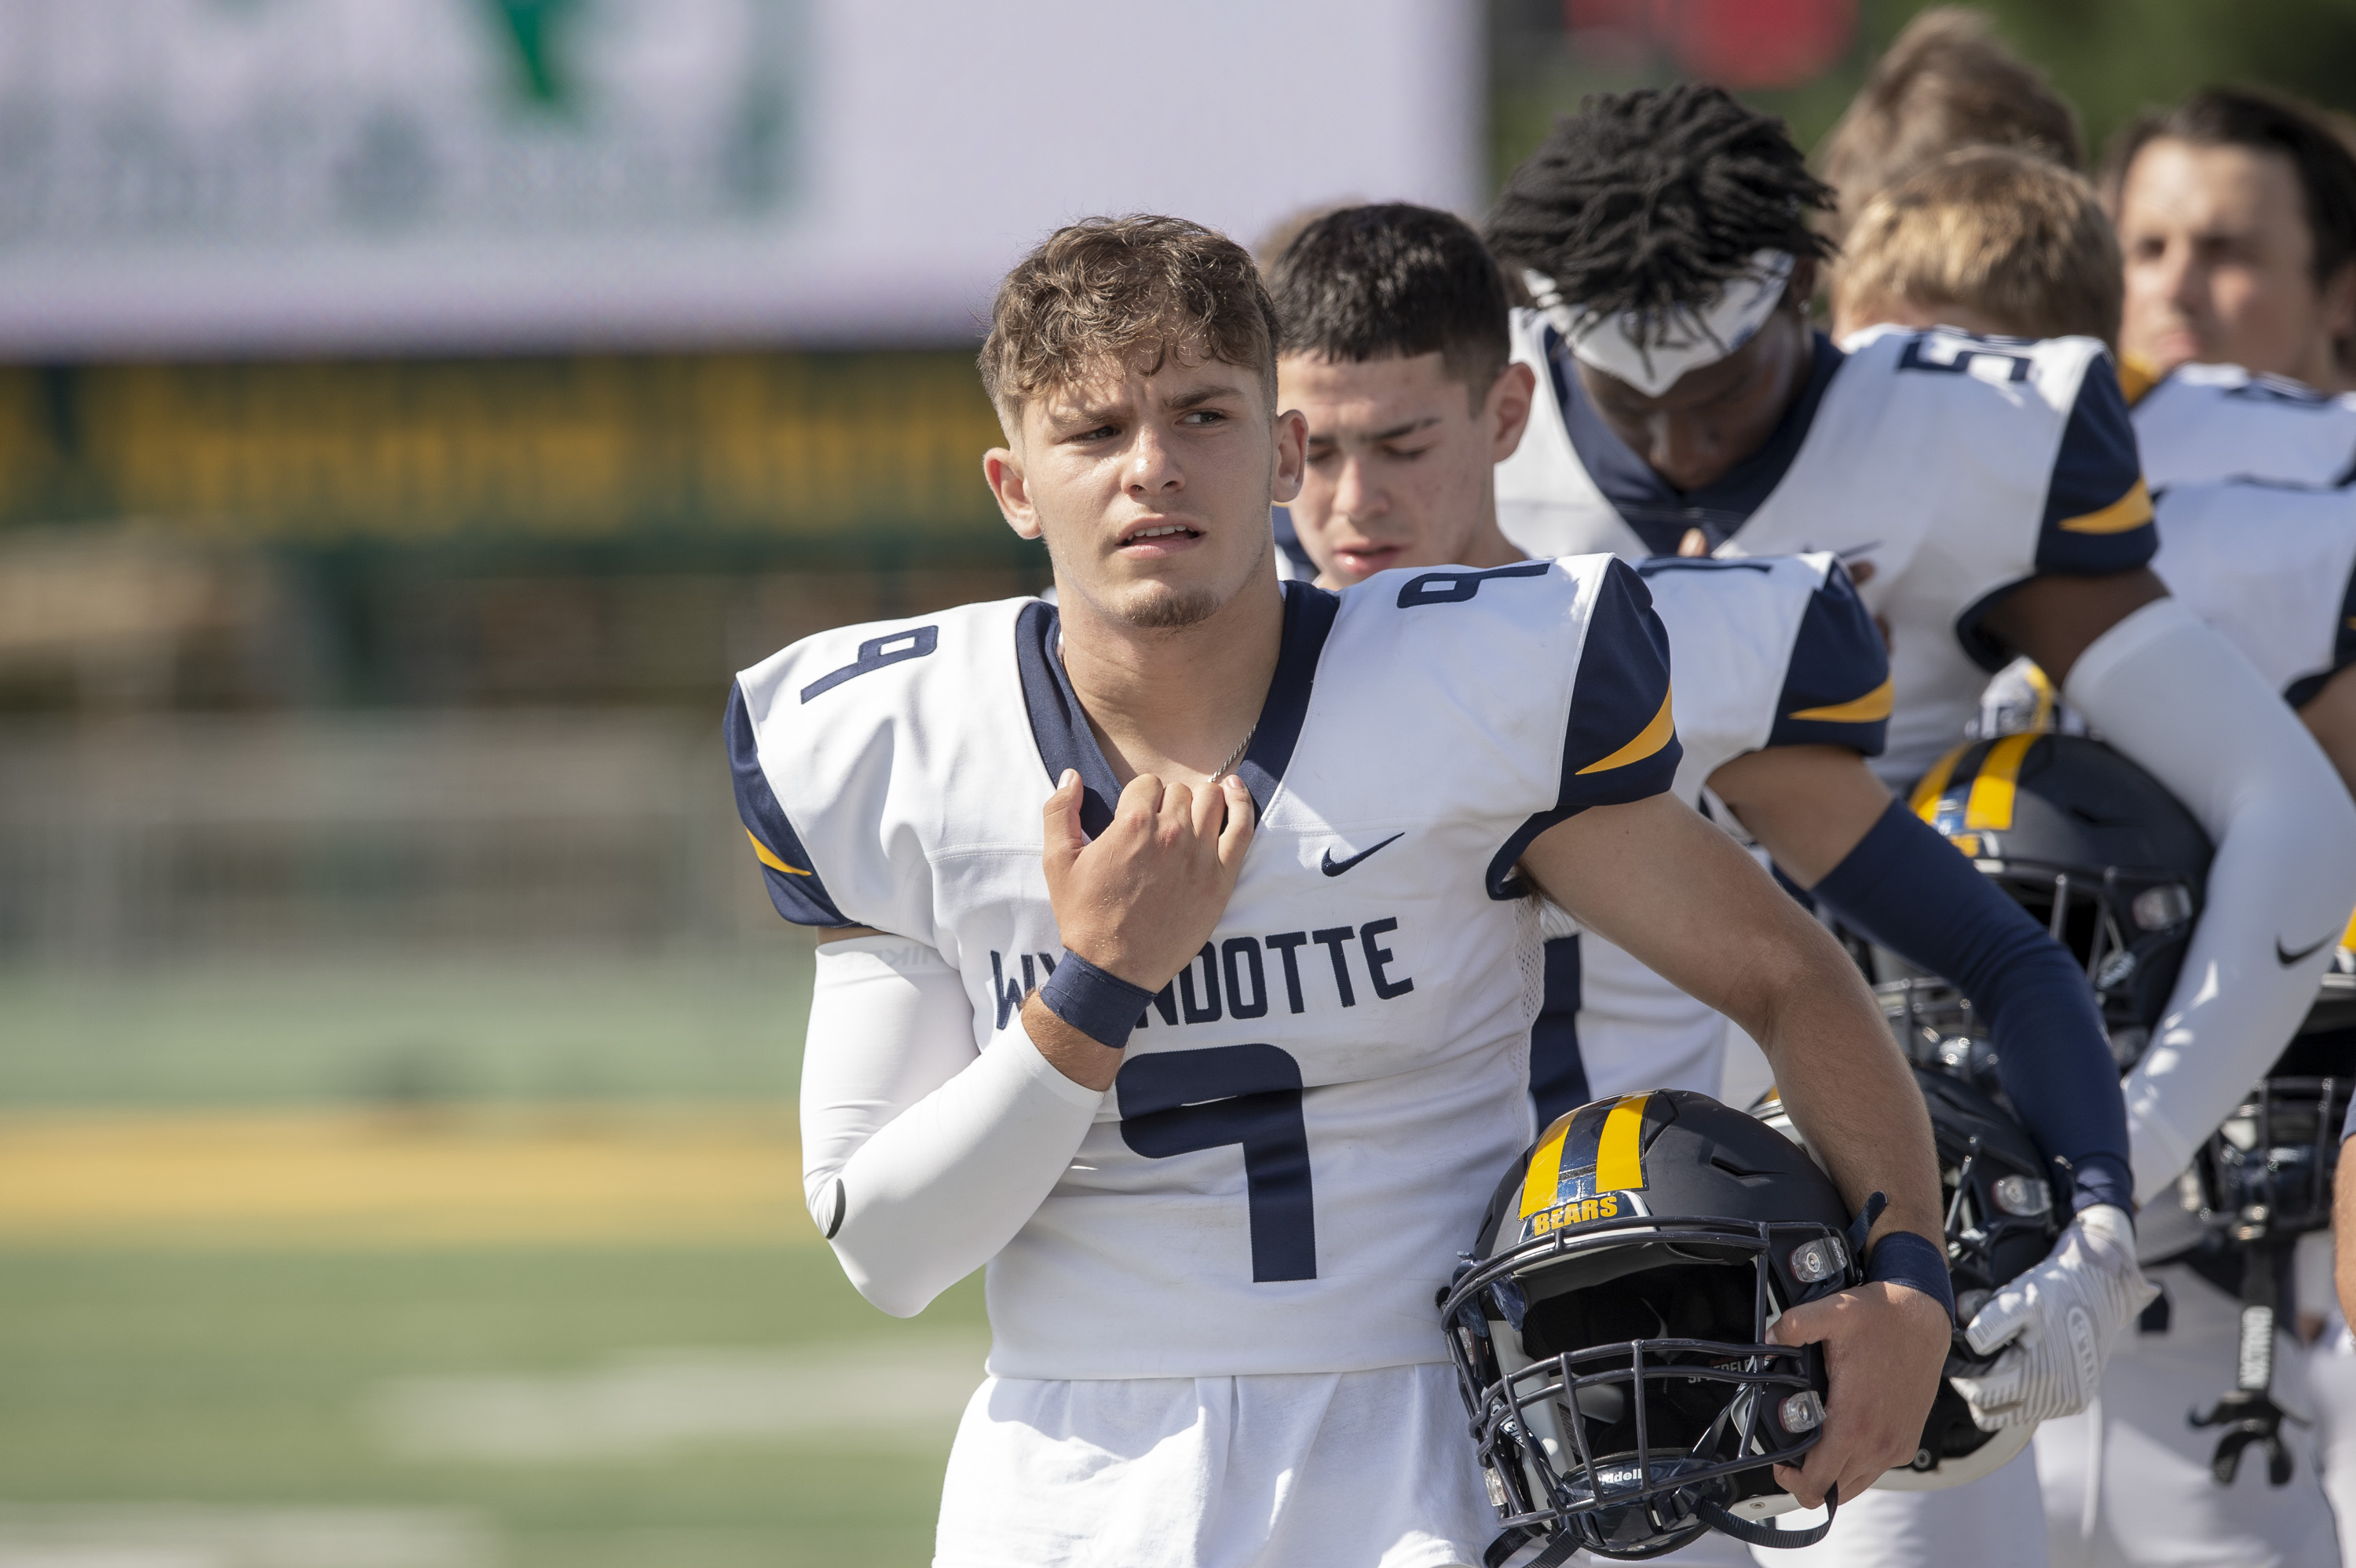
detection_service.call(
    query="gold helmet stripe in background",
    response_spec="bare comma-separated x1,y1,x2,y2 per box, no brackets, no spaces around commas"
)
1910,733,2039,834
1964,733,2036,831
1519,1092,1655,1219
1908,747,1964,822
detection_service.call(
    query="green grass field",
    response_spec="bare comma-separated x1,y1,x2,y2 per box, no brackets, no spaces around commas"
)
0,946,988,1566
0,1245,984,1567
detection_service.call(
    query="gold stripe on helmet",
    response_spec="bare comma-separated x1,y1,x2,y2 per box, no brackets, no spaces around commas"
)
1910,744,1970,824
1595,1093,1653,1193
1520,1111,1575,1219
1964,733,2037,831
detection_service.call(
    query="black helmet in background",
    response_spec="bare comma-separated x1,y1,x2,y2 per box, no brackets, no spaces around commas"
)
1441,1090,1864,1562
1903,733,2211,1071
1754,1069,2061,1490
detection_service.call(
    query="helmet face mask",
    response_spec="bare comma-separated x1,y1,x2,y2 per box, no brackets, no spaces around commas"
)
1445,1091,1864,1560
2191,1076,2353,1241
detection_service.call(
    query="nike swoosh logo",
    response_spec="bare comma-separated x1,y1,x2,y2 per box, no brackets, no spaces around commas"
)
1320,833,1403,877
2278,933,2337,967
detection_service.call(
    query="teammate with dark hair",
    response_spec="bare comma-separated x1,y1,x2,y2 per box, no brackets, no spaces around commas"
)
1266,203,1532,587
2107,87,2356,398
1487,83,2356,1568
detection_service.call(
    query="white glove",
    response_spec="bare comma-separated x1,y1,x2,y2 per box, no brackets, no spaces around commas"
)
1948,1204,2158,1431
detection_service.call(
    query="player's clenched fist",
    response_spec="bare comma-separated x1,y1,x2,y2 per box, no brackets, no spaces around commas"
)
1041,768,1254,992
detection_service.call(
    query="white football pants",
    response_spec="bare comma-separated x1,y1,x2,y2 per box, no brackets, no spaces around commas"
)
2035,1261,2340,1566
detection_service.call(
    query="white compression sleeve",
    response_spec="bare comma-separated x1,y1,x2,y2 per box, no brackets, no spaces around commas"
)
2064,597,2356,1202
799,934,1105,1318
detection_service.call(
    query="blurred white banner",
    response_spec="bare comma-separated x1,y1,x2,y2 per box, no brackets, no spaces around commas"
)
0,0,1480,355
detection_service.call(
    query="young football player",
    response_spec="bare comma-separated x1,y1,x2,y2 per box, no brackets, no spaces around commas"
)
2109,87,2356,397
2106,88,2356,488
1486,86,2356,1567
1819,138,2356,1568
1272,203,2146,1566
734,215,1954,1566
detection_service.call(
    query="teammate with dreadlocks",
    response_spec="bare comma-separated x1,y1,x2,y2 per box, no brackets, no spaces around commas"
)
1487,85,2356,1567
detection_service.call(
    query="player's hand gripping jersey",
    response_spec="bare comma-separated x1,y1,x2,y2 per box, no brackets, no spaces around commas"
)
730,562,1681,1380
2127,360,2356,489
1538,553,1886,1118
1497,315,2153,784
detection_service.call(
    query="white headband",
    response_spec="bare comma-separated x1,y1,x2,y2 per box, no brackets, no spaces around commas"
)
1525,250,1795,397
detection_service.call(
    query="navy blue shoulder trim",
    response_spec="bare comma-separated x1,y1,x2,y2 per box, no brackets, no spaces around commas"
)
725,682,851,928
1766,563,1890,755
2036,353,2157,577
1487,558,1682,898
1015,582,1338,835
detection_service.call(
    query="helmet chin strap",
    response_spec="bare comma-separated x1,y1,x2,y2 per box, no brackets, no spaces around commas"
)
1485,1483,1842,1565
1692,1484,1839,1550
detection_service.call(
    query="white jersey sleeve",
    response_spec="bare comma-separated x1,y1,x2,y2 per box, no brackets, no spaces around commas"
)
2131,361,2356,489
1632,552,1890,798
1532,553,1889,1124
2150,480,2356,706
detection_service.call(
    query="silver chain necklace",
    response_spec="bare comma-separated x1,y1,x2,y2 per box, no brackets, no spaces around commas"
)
1210,722,1257,784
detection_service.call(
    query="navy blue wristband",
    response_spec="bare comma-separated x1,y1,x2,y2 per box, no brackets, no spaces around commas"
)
1037,955,1156,1052
1867,1231,1956,1322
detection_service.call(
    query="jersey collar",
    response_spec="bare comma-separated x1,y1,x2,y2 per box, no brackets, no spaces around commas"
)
1549,327,1846,554
1015,579,1340,835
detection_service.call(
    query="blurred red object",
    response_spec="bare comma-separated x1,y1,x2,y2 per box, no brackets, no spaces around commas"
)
1565,0,1857,89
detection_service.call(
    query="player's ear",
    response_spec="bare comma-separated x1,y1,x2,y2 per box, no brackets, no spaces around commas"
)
1789,256,1820,321
1488,361,1538,463
984,445,1042,541
1270,405,1308,506
2321,258,2356,344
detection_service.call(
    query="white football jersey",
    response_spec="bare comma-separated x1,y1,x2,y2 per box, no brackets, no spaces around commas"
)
2150,480,2356,704
1531,554,1890,1123
1498,313,2153,788
2129,360,2356,488
730,562,1681,1380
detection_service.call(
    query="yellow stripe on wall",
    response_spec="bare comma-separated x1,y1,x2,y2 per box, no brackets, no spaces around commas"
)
2058,478,2153,535
747,828,811,876
1575,687,1676,776
1596,1094,1652,1192
1520,1113,1575,1219
1964,733,2038,830
1787,677,1894,724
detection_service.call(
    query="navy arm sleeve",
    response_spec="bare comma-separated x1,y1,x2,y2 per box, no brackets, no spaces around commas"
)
1809,799,2134,1215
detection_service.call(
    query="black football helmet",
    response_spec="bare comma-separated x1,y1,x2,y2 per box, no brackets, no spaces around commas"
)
1441,1091,1865,1563
1752,1068,2061,1489
1899,733,2212,1072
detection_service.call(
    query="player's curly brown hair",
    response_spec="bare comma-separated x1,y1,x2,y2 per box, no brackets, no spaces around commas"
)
979,215,1279,432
